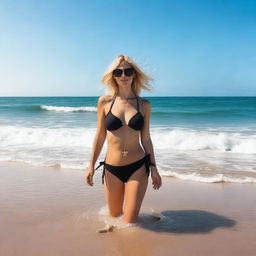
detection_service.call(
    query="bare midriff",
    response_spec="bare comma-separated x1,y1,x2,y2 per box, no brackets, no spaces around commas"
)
105,128,145,166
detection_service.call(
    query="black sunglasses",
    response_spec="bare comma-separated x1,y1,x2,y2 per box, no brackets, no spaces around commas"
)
113,68,135,77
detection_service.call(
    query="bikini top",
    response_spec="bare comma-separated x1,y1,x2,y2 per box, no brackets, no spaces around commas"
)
105,96,144,131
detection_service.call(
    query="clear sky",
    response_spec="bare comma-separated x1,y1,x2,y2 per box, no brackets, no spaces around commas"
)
0,0,255,96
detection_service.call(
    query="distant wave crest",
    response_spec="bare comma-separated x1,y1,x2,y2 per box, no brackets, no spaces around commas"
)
40,105,97,112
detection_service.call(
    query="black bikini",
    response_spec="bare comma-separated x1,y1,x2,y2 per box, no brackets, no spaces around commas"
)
105,95,144,131
96,154,155,184
95,95,155,184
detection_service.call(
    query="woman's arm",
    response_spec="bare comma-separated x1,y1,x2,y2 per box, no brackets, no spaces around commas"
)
141,100,158,173
141,99,162,190
88,96,107,168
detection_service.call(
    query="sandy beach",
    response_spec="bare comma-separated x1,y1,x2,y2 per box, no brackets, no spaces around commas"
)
0,160,256,256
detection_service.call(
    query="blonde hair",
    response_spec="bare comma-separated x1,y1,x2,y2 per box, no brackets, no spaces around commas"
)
101,55,153,96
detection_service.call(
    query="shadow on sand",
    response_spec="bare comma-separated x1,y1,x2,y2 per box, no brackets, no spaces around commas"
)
137,209,236,234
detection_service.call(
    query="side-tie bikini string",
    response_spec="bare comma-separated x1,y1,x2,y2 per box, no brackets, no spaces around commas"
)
144,154,156,176
95,160,106,184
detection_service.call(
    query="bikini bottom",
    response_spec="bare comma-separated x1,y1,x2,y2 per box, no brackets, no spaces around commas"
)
95,154,155,184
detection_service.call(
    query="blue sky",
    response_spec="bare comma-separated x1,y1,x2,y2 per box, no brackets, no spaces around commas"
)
0,0,255,96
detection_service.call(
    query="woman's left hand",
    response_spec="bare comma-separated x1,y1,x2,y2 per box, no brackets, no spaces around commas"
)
151,168,162,190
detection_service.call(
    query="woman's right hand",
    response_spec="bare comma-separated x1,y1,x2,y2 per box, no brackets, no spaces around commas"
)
85,165,95,186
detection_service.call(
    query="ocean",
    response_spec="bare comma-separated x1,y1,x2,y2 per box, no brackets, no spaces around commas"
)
0,96,255,183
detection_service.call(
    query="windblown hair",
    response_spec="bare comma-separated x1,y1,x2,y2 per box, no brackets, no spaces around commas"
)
101,55,153,96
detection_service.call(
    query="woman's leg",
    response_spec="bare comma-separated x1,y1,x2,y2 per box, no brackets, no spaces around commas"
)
123,164,149,223
104,169,125,217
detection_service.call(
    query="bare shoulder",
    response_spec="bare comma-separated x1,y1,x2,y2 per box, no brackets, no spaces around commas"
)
98,95,113,105
138,96,151,107
137,96,151,114
97,95,114,115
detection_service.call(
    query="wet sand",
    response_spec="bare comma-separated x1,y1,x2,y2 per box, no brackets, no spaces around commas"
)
0,160,256,256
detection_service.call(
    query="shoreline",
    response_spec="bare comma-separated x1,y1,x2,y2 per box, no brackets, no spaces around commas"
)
1,160,256,256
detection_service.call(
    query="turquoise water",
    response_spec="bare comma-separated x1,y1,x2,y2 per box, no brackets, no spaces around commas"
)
0,96,255,129
0,96,255,183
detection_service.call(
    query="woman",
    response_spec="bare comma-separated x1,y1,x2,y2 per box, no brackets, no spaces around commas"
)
85,54,162,224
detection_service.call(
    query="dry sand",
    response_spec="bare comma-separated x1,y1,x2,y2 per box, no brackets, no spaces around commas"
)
0,160,256,256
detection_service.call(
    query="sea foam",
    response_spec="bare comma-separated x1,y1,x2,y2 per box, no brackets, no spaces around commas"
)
1,125,256,183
